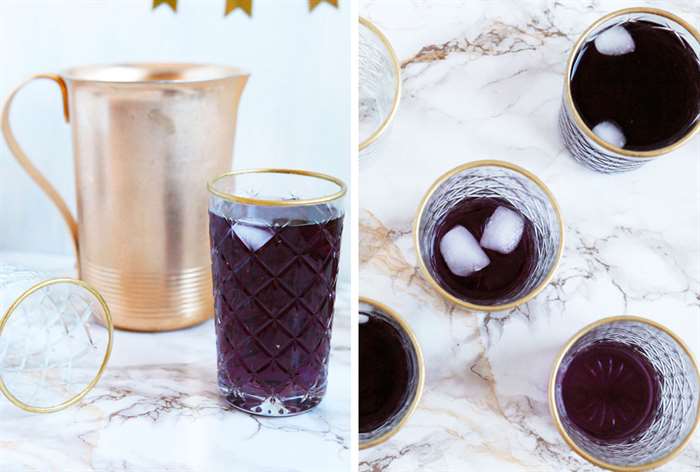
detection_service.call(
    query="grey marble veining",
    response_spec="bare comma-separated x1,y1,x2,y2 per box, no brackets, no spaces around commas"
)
359,0,700,470
0,252,350,472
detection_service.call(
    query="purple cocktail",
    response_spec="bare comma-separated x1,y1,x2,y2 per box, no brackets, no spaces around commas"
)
571,19,700,151
550,317,700,470
359,312,409,433
561,342,659,442
432,197,535,302
208,169,345,416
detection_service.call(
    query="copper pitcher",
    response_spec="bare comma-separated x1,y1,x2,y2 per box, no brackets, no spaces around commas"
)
2,64,249,331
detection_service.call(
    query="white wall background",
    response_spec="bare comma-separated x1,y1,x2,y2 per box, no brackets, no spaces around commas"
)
0,0,350,277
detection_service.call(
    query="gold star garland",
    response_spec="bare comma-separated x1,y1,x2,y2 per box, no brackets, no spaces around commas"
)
153,1,339,16
309,0,338,11
152,0,177,12
225,0,252,16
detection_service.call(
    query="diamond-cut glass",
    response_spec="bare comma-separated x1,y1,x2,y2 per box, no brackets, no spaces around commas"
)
209,184,344,416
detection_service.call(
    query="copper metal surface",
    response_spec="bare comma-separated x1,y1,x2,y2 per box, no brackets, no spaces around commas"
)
2,63,249,331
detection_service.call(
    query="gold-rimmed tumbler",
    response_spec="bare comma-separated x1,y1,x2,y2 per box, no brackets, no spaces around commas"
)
359,297,424,449
559,8,700,173
359,17,401,159
549,316,699,471
414,161,563,312
0,265,112,414
208,169,346,416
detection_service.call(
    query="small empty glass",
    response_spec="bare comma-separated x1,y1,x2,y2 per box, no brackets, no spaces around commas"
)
550,316,699,470
414,160,563,312
0,265,113,413
208,168,346,416
359,16,401,159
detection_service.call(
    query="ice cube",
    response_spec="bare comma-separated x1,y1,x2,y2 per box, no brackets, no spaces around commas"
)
480,206,525,255
233,222,274,252
359,314,369,324
592,120,626,148
594,25,635,56
439,225,490,277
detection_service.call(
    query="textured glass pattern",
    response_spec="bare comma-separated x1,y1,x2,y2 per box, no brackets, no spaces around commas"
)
359,18,400,159
0,265,111,411
210,212,343,416
554,319,699,468
418,165,561,306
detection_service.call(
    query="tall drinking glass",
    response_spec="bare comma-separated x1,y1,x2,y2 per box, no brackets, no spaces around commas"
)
207,169,346,416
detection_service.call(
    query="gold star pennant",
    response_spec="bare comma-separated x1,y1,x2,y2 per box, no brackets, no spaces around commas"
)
225,0,252,16
152,0,177,12
309,0,338,12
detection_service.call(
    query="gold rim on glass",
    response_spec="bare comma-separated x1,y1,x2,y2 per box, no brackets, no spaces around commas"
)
359,16,402,152
413,160,564,313
564,7,700,159
359,296,425,450
0,278,114,414
207,168,347,207
548,315,700,472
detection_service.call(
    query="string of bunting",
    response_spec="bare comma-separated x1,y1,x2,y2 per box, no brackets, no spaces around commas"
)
153,0,338,15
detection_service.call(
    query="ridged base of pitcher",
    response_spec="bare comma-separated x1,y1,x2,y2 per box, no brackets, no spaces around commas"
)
82,261,214,332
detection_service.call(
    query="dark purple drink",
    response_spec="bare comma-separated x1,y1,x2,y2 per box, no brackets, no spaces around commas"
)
571,19,700,151
561,342,660,442
359,313,409,433
432,197,535,302
209,211,343,415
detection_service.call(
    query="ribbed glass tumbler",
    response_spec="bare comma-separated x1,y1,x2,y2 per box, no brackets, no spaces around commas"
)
0,265,112,413
359,297,424,450
550,316,699,471
208,169,346,416
415,160,563,312
559,8,700,173
359,16,401,159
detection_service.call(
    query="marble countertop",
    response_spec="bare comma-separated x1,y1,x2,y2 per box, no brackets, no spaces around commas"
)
0,252,350,472
359,0,700,471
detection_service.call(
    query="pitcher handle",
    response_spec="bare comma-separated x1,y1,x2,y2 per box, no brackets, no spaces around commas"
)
1,74,79,258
